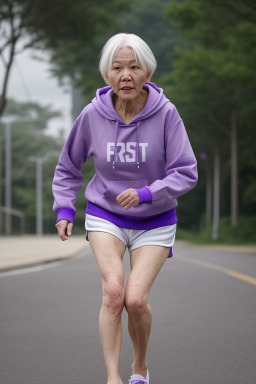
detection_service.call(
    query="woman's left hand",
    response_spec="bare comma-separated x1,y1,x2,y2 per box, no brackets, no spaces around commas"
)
116,188,139,210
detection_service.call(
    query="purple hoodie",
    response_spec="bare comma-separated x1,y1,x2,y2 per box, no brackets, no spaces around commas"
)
52,82,198,222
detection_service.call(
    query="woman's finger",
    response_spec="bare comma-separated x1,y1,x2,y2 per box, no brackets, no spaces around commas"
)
123,197,139,209
67,222,73,237
116,190,130,204
119,195,132,207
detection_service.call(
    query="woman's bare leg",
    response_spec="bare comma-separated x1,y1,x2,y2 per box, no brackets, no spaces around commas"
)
125,245,170,379
88,231,126,384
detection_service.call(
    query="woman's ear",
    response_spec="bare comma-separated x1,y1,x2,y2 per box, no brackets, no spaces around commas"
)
104,73,109,85
146,70,152,82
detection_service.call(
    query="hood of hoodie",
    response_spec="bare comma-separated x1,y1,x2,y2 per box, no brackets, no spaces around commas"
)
91,82,169,124
91,82,170,170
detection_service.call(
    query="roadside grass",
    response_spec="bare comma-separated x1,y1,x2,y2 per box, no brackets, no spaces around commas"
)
176,216,256,246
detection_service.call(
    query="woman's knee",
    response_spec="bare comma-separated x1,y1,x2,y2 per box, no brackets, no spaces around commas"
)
125,290,148,320
102,277,125,315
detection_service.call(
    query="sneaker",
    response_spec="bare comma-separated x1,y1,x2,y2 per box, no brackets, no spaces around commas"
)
128,369,149,384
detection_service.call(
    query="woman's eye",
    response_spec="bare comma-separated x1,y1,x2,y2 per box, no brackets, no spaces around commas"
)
131,66,138,70
113,66,120,70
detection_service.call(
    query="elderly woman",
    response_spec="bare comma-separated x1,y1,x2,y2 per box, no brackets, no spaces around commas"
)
53,33,197,384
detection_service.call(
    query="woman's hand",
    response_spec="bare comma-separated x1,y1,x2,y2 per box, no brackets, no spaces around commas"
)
116,188,139,210
55,220,73,241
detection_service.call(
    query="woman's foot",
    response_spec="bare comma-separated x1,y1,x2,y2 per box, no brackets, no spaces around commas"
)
129,369,149,384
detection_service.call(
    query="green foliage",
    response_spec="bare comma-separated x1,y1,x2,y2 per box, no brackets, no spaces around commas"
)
16,0,133,98
177,216,256,245
120,0,184,81
165,0,256,235
216,216,256,244
2,0,255,240
3,99,61,132
166,0,256,100
0,0,133,116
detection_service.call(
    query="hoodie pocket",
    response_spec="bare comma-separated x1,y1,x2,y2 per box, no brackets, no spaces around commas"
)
104,180,147,201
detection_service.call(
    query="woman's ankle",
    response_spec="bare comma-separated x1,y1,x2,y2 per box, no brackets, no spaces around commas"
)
131,362,148,379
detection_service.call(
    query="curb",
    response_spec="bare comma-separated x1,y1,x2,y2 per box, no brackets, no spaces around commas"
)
0,250,85,274
0,236,90,274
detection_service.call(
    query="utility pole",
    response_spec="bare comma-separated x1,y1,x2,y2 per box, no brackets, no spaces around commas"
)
5,122,11,234
0,135,3,233
29,151,59,236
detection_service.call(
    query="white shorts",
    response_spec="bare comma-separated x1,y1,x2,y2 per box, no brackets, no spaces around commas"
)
85,214,177,258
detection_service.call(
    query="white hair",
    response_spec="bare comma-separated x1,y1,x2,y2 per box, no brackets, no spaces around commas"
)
99,33,157,81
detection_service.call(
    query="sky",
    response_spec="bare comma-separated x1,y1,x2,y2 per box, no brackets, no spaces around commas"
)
0,48,72,138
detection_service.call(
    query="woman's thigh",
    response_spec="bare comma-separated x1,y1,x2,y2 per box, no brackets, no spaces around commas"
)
126,245,170,300
88,231,126,286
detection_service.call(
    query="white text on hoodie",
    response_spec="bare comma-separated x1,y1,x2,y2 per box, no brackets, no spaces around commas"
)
107,142,148,163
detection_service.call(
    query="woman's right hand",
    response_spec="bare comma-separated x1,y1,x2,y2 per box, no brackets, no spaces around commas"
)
55,220,73,241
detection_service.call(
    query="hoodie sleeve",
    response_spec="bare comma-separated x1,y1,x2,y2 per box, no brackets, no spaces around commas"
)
147,115,198,205
52,112,93,221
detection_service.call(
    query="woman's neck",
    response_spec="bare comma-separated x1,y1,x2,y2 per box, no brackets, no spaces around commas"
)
113,89,148,125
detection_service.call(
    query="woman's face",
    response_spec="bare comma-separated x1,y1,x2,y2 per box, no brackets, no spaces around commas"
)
105,46,151,103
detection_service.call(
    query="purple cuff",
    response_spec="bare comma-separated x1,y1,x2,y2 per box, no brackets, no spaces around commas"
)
135,187,152,205
56,208,76,223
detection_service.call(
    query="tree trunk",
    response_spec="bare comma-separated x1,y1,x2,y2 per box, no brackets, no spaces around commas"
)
230,108,238,226
0,0,18,117
212,148,220,240
205,159,212,226
0,38,16,117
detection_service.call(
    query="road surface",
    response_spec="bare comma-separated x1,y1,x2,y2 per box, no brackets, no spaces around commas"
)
0,243,255,384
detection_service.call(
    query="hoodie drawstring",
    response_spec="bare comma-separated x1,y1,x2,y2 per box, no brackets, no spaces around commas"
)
113,120,119,170
136,121,140,169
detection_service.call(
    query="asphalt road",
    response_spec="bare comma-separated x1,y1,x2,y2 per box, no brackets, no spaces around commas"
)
0,244,256,384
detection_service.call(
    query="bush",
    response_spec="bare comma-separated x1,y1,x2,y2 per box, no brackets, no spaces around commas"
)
177,216,256,245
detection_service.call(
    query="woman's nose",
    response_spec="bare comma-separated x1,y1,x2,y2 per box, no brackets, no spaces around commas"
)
121,68,131,80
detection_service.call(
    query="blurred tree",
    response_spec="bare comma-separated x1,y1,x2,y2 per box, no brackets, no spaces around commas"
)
166,0,256,228
0,98,95,234
4,98,61,132
0,0,130,116
0,99,62,233
120,0,183,80
0,1,24,116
